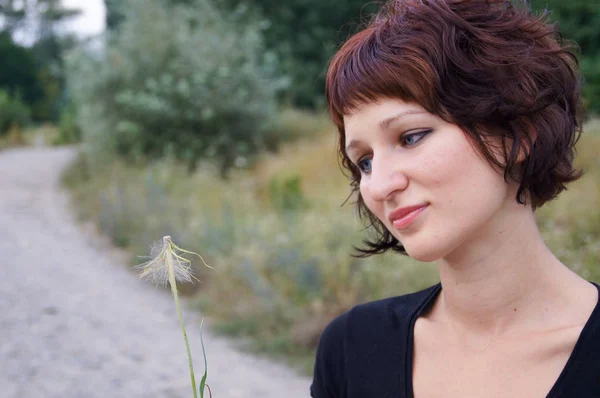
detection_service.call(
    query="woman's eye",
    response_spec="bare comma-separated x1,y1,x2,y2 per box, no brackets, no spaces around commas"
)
357,157,372,173
402,130,430,146
353,130,430,174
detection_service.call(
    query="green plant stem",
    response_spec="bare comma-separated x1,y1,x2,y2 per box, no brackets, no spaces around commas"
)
199,319,209,398
166,250,198,398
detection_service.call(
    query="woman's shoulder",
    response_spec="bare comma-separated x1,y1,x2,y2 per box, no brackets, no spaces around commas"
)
316,282,441,355
311,283,441,397
326,282,441,335
351,282,441,322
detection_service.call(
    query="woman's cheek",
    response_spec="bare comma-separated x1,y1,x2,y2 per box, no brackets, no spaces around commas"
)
360,183,389,226
359,183,373,211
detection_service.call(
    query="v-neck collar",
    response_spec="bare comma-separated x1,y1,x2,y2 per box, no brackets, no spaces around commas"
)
404,282,600,398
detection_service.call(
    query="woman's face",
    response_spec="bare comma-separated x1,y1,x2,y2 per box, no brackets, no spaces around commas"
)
343,98,516,262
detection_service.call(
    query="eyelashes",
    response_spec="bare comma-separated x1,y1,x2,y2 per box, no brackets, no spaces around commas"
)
354,129,432,174
357,157,372,174
402,130,430,146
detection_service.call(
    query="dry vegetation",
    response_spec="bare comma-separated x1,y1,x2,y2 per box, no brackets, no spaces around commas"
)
0,124,58,149
62,112,600,374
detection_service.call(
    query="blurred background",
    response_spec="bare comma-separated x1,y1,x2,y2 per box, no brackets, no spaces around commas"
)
0,0,599,375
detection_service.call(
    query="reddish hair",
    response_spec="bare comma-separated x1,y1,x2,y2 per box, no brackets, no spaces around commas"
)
326,0,584,257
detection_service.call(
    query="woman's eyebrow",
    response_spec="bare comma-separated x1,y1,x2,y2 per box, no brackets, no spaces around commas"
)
379,110,428,130
345,139,363,156
345,110,428,154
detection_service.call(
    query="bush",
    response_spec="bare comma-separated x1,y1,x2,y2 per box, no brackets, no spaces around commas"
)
581,56,600,114
53,102,81,145
0,89,30,136
218,0,380,108
530,0,600,113
0,32,44,118
66,0,286,176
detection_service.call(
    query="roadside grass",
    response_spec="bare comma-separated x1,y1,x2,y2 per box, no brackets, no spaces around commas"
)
0,124,67,150
61,112,600,376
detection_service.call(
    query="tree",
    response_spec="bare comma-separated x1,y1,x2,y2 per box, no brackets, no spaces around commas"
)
219,0,380,109
30,0,80,120
0,0,81,121
0,31,43,105
0,0,27,33
530,0,600,113
105,0,196,32
71,0,285,176
530,0,600,57
104,0,125,31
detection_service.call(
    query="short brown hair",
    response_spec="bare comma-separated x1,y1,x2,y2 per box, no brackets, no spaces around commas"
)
326,0,584,257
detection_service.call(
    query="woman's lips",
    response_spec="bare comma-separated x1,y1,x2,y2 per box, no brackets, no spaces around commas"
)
391,205,428,230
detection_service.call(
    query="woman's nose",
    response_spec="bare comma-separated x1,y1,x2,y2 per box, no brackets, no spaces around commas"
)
365,154,409,202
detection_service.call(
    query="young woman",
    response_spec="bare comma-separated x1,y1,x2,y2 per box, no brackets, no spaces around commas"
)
310,1,600,397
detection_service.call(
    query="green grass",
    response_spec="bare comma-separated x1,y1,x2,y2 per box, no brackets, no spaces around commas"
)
0,124,69,149
61,113,600,376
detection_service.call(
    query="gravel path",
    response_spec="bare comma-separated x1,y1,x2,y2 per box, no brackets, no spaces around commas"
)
0,147,311,398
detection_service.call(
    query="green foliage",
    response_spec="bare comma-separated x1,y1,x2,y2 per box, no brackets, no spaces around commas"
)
53,101,81,145
0,1,80,122
105,0,196,31
530,0,600,113
0,31,44,107
30,0,80,122
103,0,125,31
219,0,380,108
530,0,600,55
580,56,600,114
70,0,286,175
216,0,600,111
268,175,308,212
0,0,27,33
0,89,30,136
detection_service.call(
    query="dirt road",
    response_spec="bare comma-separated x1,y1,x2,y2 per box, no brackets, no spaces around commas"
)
0,147,311,397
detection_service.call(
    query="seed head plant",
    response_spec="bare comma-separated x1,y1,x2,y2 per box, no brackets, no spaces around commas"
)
137,236,213,397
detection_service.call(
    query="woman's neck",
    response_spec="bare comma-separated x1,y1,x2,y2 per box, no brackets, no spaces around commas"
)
434,202,590,339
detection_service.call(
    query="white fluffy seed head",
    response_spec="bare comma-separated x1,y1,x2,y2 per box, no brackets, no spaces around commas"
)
136,236,196,286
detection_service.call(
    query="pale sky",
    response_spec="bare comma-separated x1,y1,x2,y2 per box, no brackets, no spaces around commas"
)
61,0,105,37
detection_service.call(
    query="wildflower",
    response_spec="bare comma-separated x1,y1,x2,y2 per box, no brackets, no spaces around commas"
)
137,236,213,398
137,236,211,285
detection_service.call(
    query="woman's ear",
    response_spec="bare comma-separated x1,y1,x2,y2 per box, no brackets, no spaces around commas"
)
493,124,538,165
474,125,537,166
515,128,538,164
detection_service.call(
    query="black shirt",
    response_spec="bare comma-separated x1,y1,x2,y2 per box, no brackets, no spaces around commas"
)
310,282,600,397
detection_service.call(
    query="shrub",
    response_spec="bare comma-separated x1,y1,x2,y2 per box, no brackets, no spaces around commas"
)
217,0,380,108
530,0,600,113
0,89,30,136
267,175,308,213
0,32,44,117
53,101,81,145
66,0,286,176
581,56,600,114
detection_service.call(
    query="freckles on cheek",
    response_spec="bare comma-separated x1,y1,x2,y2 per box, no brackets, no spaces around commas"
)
437,156,468,184
422,157,445,186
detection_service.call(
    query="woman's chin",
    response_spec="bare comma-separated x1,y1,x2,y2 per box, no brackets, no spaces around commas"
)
403,243,444,263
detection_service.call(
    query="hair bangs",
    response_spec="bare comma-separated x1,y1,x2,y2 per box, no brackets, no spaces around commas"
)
326,26,432,131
